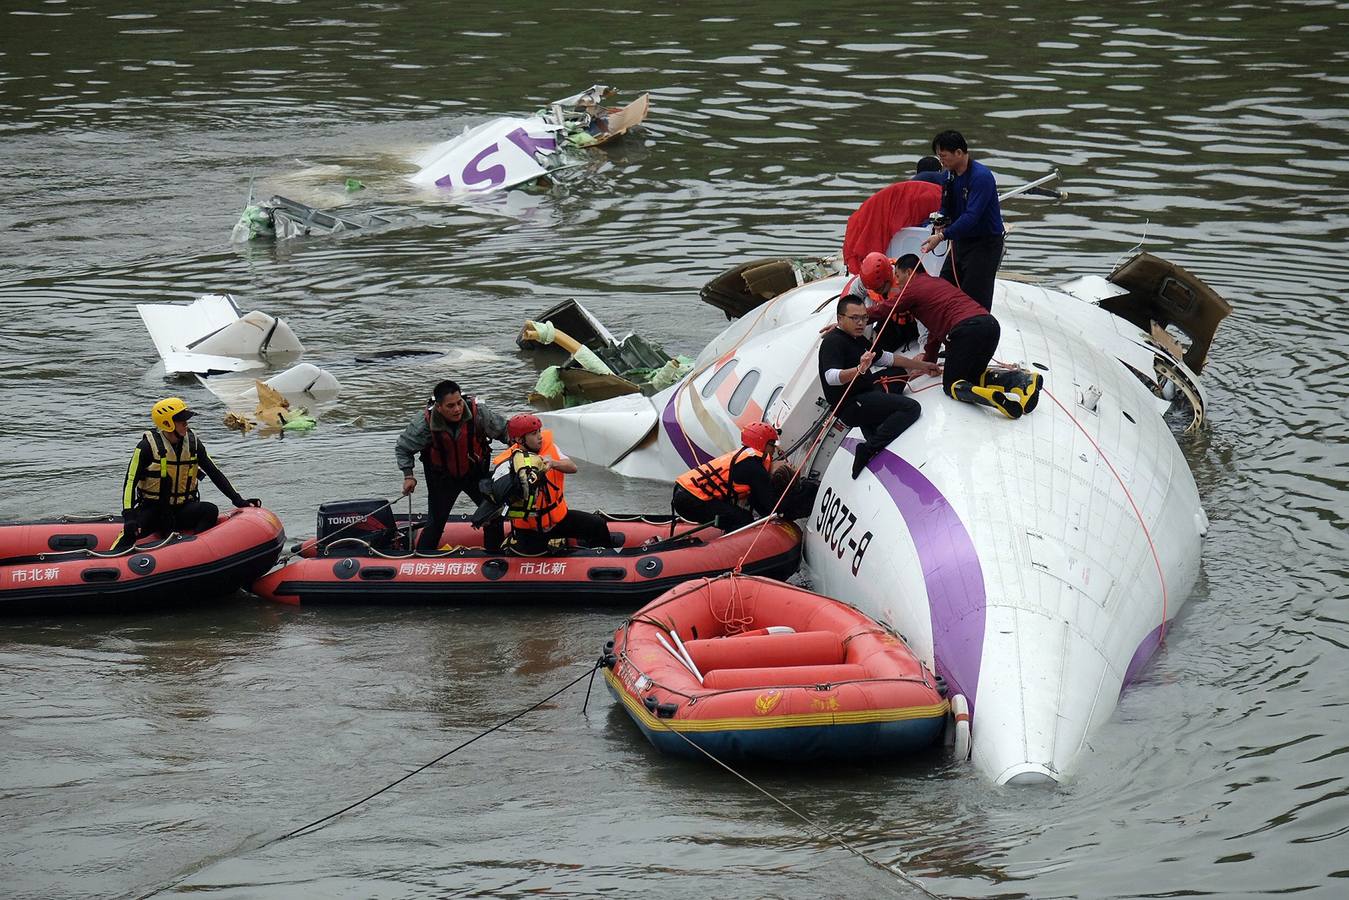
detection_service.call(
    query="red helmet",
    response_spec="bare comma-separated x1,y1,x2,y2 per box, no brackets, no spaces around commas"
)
860,252,895,292
507,413,543,440
740,422,778,453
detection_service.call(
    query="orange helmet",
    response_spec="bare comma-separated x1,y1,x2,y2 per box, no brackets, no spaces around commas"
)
860,252,895,292
507,413,543,441
740,422,778,454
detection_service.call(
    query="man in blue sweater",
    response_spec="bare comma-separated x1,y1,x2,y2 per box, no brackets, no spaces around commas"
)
920,130,1005,309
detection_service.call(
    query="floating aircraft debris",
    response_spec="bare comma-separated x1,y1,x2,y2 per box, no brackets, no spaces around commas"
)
410,85,649,194
517,299,691,410
138,293,304,376
222,380,318,434
138,293,341,428
231,194,392,243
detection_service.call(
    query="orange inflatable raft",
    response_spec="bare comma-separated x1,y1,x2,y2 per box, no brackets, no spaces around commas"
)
0,507,286,615
603,574,948,762
253,511,802,606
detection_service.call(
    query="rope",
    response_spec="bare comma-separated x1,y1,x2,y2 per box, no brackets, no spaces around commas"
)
1029,375,1171,642
729,266,931,577
672,292,788,466
270,662,600,843
653,721,946,899
128,663,602,900
39,532,181,561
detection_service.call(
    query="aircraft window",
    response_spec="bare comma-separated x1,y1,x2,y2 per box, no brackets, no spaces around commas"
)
728,369,761,416
763,385,784,422
700,360,736,398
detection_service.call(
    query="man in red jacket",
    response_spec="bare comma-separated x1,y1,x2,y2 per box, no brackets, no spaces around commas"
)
863,252,1041,418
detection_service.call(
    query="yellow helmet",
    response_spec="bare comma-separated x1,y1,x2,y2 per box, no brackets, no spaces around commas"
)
151,397,193,432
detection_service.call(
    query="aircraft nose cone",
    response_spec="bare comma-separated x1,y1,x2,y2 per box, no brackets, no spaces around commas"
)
996,762,1061,786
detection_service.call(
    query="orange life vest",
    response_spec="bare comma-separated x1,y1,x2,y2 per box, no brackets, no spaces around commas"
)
675,446,770,503
491,429,568,531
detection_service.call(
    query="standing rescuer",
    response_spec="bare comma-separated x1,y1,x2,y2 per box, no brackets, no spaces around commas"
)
920,129,1005,310
115,397,258,551
395,379,507,554
491,413,613,555
672,422,781,531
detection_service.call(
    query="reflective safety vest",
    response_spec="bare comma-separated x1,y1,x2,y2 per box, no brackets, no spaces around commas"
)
420,399,490,478
491,430,568,531
675,446,770,504
137,429,200,506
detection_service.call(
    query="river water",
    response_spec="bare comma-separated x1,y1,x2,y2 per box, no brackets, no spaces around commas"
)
2,2,1347,897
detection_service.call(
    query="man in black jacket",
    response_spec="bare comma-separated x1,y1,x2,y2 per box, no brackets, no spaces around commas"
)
818,297,941,479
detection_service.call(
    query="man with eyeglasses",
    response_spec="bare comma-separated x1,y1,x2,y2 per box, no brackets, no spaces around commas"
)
818,296,942,480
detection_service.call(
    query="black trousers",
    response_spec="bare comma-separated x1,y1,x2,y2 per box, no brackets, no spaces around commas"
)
940,232,1004,310
418,467,503,553
510,509,613,555
942,315,1001,389
839,372,921,455
122,500,219,544
672,485,753,532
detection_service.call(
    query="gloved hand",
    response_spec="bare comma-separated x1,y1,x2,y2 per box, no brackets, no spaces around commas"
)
233,497,261,508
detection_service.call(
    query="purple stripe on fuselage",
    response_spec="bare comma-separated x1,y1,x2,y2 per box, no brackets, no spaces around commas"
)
662,392,714,468
1122,623,1165,692
843,438,986,707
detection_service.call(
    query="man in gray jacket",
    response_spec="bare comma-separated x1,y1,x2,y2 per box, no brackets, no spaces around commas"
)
395,379,508,554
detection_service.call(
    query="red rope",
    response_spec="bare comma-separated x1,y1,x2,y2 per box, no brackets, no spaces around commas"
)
729,268,933,575
1020,368,1170,643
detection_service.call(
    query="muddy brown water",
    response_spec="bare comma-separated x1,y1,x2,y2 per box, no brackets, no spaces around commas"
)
1,2,1346,897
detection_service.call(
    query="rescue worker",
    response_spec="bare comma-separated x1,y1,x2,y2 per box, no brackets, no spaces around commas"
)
819,295,942,479
843,250,922,353
671,422,781,532
920,129,1006,310
492,413,612,555
876,253,1042,418
395,379,507,554
115,397,257,550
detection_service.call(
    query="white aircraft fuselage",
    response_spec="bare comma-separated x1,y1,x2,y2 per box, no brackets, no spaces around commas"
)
540,252,1217,784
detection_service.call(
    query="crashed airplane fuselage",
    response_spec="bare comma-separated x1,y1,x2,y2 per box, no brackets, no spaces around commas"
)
539,243,1228,784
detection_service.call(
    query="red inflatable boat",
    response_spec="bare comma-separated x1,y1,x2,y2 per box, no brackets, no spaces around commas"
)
252,510,802,606
603,574,948,762
0,507,286,615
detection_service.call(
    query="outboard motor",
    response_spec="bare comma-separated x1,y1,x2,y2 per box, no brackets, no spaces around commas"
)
316,499,396,552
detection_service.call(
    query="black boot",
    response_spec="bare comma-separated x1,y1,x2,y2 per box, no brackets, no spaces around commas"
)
851,445,876,479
